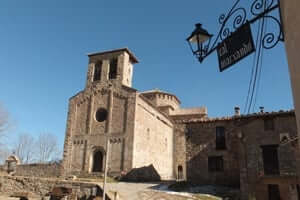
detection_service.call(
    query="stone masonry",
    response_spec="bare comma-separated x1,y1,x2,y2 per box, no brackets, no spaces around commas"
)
62,48,298,200
62,48,206,180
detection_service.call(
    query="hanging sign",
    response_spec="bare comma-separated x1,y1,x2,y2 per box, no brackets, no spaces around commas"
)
217,22,255,72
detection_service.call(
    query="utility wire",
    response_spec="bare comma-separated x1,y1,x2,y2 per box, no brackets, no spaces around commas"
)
253,12,268,112
244,8,263,114
247,0,267,114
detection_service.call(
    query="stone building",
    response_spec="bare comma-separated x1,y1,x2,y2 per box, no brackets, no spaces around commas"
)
174,108,298,200
63,48,298,200
62,48,206,180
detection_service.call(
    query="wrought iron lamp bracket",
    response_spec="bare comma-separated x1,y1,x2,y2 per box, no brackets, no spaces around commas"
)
195,0,284,62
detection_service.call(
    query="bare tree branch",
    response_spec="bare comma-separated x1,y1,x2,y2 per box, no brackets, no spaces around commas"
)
36,132,60,163
13,133,35,164
0,103,10,139
0,146,10,164
0,103,11,163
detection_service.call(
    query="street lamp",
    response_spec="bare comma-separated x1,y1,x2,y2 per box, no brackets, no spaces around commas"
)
186,23,213,63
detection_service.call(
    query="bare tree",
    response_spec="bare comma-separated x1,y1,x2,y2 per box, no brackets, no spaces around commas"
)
0,103,11,163
36,132,60,163
0,103,10,136
13,133,35,164
0,146,10,164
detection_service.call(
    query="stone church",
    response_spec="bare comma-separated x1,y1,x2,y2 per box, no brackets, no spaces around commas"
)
62,48,206,180
63,48,299,200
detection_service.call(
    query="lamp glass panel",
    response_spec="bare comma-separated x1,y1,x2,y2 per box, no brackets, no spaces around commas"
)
189,34,210,44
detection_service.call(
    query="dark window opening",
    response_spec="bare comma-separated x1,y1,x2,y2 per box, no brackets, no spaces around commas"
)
264,118,274,131
177,165,183,180
93,61,102,81
109,58,118,79
216,126,226,150
92,151,103,172
297,185,300,200
208,156,224,172
268,184,280,200
262,145,279,175
95,108,108,122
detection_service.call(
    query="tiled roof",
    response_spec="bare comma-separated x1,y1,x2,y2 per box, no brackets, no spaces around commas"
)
87,47,139,63
175,109,295,123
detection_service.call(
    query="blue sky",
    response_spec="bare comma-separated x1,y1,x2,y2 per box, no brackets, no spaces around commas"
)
0,0,293,151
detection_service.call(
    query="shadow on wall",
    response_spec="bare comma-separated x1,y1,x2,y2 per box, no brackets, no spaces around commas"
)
186,151,240,187
120,164,161,182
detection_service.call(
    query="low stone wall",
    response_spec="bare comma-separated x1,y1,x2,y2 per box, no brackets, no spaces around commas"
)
0,175,112,199
15,163,62,177
0,165,5,175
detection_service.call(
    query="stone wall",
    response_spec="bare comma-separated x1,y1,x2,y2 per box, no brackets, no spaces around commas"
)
86,49,137,88
63,82,137,175
281,0,300,138
141,91,180,111
281,0,300,190
239,112,297,200
0,165,5,175
184,120,240,186
63,48,138,175
133,95,174,180
14,163,62,178
173,124,187,180
181,111,297,200
0,176,108,199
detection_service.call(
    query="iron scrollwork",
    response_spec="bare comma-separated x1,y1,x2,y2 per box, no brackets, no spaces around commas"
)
250,0,284,49
207,0,283,56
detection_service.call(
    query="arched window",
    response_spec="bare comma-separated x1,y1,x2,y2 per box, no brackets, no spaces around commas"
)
109,58,118,79
93,61,102,81
178,165,183,180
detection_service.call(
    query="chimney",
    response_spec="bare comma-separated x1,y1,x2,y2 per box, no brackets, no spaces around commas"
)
259,106,264,113
234,107,240,116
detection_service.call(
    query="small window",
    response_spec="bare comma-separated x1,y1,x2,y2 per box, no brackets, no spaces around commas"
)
109,58,118,79
216,126,226,150
264,118,274,131
177,165,183,180
95,108,108,122
261,145,279,175
268,184,280,200
93,61,102,81
208,156,224,172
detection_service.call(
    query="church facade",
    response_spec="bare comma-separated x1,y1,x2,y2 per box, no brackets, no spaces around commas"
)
62,48,298,200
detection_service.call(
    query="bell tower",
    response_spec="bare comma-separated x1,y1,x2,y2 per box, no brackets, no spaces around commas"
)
85,48,138,88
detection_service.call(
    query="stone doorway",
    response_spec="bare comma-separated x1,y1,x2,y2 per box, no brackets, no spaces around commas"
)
92,151,103,172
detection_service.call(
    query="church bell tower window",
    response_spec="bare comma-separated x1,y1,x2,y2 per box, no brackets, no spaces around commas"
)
109,58,118,79
93,61,102,81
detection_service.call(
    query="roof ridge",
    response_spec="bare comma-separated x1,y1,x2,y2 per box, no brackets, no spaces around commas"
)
174,109,295,123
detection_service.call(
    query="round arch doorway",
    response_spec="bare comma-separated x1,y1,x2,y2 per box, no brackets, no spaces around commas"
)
92,150,104,172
